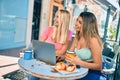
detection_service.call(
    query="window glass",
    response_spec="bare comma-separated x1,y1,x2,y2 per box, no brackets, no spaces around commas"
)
0,0,28,50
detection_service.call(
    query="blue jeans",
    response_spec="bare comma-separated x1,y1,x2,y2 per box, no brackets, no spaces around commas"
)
78,63,107,80
79,69,107,80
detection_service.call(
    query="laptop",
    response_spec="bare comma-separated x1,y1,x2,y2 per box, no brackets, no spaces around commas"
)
32,40,56,65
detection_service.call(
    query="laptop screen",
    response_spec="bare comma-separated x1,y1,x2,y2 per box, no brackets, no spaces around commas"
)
32,40,56,65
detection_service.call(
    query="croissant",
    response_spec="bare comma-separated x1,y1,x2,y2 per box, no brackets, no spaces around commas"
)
66,64,76,72
55,62,66,70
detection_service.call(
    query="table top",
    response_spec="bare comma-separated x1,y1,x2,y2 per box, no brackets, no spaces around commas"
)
18,58,88,80
0,55,19,77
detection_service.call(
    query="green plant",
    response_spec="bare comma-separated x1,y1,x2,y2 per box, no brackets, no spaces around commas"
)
107,27,116,39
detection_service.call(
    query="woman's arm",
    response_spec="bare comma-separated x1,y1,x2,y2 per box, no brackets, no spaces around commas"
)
88,37,102,70
56,30,72,61
56,40,70,61
39,36,45,41
56,40,70,56
39,27,52,42
66,38,102,70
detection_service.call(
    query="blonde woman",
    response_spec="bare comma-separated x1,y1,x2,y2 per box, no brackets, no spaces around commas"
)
40,9,72,61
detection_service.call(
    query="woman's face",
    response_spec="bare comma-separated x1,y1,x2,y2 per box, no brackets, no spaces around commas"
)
53,11,60,27
74,17,83,32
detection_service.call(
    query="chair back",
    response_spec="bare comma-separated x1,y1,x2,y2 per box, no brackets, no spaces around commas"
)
113,44,120,60
113,52,120,80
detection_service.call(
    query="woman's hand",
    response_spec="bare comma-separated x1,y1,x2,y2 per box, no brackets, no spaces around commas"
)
65,54,80,65
56,54,66,62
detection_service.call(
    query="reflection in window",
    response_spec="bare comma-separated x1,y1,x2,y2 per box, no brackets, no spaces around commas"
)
52,6,58,26
72,2,107,38
107,10,119,41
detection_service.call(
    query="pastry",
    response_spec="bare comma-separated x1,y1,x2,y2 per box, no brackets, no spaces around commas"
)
55,62,66,70
66,64,76,72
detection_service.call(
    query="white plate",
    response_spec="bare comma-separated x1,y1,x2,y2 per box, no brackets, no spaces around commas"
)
53,67,80,75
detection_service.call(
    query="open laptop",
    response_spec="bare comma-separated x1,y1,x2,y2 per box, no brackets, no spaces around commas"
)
32,40,56,65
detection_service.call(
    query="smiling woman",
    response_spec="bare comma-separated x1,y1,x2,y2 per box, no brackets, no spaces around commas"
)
40,9,72,61
65,12,107,80
28,9,72,80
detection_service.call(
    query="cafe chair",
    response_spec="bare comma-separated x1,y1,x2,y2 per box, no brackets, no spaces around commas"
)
102,42,113,57
102,44,120,80
112,44,120,60
113,52,120,80
102,55,116,80
102,55,116,74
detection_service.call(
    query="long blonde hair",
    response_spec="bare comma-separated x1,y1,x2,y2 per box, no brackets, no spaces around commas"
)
52,9,70,44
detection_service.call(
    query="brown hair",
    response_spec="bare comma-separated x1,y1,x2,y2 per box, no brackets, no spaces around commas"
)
76,12,103,48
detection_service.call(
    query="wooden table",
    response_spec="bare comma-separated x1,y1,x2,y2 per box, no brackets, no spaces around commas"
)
18,58,88,80
0,55,20,77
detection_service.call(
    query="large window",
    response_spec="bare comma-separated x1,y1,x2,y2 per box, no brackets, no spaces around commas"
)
0,0,28,50
71,1,119,43
71,2,107,37
107,10,119,41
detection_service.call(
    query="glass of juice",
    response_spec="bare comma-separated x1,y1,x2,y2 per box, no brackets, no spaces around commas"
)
65,50,76,64
66,50,76,58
